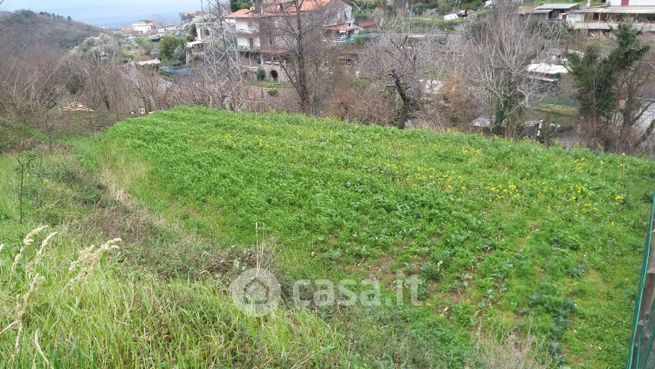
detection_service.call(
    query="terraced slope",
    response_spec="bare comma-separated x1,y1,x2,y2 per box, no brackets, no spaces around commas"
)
1,106,654,368
83,107,655,368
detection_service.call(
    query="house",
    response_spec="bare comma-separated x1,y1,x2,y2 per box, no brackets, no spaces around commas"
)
228,8,266,53
136,59,161,70
184,10,204,21
517,3,579,20
227,0,353,68
157,24,177,35
358,19,378,32
608,0,655,6
527,63,569,84
567,0,655,33
185,40,205,64
131,20,156,34
324,23,359,42
534,3,579,20
516,6,552,20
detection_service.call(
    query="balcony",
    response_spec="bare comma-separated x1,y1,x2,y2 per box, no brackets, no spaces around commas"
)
573,21,655,31
236,28,258,34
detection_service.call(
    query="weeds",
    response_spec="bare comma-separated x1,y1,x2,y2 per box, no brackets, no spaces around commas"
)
470,325,553,369
66,237,121,288
4,226,56,356
1,107,654,367
83,106,655,367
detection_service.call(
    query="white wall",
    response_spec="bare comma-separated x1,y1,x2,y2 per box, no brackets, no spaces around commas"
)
566,12,585,26
608,0,655,6
234,19,258,32
132,23,154,33
328,1,353,25
236,35,261,50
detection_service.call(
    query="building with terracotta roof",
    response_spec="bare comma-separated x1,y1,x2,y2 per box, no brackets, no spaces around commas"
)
227,0,353,66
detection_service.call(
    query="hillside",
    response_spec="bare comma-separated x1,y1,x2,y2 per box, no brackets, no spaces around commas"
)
0,10,103,53
1,107,654,368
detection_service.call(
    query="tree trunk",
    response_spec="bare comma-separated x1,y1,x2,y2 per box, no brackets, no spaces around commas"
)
390,69,416,130
294,11,310,114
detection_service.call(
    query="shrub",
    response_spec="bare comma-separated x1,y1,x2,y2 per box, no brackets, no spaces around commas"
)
256,68,266,81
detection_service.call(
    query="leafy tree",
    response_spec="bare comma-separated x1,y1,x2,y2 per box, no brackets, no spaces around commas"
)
230,0,251,11
186,23,197,42
174,45,187,65
159,36,182,63
568,23,651,152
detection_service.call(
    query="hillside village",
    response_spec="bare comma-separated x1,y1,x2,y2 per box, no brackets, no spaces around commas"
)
21,0,651,153
2,0,655,368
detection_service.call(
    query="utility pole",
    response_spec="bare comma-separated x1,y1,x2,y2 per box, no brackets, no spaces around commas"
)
203,0,245,111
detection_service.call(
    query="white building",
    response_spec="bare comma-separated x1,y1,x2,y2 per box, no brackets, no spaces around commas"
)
132,20,155,34
229,9,264,52
157,24,177,35
567,0,655,32
228,0,353,60
607,0,655,6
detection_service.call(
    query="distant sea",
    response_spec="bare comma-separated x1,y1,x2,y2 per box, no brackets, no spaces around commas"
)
3,0,201,28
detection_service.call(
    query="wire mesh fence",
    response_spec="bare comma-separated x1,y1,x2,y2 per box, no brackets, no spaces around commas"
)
627,195,655,369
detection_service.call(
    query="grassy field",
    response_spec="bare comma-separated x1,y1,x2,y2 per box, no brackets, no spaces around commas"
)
1,106,654,368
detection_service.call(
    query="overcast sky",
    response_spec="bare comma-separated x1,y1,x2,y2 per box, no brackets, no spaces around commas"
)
3,0,202,27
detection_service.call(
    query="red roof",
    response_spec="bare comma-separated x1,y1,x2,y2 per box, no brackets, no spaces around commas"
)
228,8,263,18
358,19,377,28
230,0,342,18
264,0,336,14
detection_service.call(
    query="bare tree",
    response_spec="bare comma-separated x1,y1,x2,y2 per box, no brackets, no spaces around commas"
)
274,0,345,114
0,44,68,117
356,17,449,128
614,49,655,152
67,34,136,115
458,1,561,135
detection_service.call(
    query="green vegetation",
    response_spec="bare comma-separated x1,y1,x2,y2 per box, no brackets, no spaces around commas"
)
411,0,482,14
159,36,186,65
246,80,293,89
0,119,42,154
568,24,651,152
1,107,654,368
231,0,252,11
0,10,103,53
256,68,266,81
